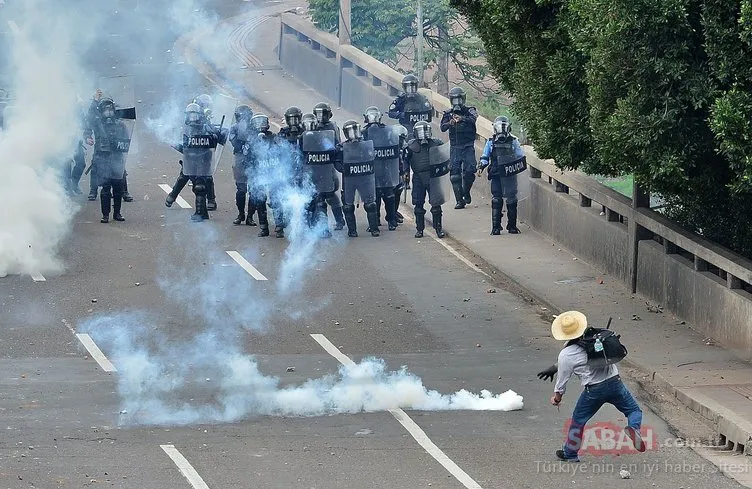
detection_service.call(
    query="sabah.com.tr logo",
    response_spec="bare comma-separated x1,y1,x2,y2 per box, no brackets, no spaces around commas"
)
563,420,657,455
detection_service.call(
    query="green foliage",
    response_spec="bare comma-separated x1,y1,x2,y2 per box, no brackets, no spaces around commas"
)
452,0,752,259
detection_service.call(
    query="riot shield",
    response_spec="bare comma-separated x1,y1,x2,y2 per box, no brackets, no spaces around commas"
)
489,137,531,203
209,93,237,175
302,130,337,193
428,143,450,207
97,75,137,163
367,125,401,189
342,139,375,205
403,93,433,133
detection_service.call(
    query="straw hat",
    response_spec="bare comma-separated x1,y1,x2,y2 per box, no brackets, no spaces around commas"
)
551,311,588,340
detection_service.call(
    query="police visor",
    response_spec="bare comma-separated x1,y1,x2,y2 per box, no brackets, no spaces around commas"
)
493,120,510,136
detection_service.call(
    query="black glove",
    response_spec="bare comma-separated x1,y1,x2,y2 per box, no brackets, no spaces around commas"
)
537,364,558,382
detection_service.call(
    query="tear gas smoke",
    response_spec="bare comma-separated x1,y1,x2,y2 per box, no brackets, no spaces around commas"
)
0,1,98,277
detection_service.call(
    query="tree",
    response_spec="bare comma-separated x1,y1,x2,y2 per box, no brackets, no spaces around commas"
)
307,0,493,94
452,0,752,259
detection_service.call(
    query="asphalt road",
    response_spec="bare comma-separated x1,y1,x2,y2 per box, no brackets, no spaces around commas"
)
0,1,747,488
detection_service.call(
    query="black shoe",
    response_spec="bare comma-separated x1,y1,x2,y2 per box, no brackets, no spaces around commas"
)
414,230,423,238
335,221,345,231
491,228,501,236
464,194,471,204
508,227,521,234
165,195,175,207
435,228,446,238
88,193,97,201
454,202,465,209
371,228,380,237
191,213,205,222
113,214,125,222
246,216,256,226
207,200,217,211
396,211,404,223
388,222,397,231
123,193,134,202
258,227,270,237
348,230,358,237
555,449,580,462
275,227,285,238
100,216,109,223
233,214,245,225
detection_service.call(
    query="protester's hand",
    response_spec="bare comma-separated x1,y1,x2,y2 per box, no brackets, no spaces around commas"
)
550,393,562,406
86,137,94,146
537,364,557,382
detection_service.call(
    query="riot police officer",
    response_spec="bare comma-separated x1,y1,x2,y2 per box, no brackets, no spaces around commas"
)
88,98,131,223
362,106,401,231
336,120,379,237
387,73,434,136
194,94,218,211
229,104,255,226
478,116,525,234
245,113,286,237
278,106,306,192
313,102,346,231
301,113,337,237
404,121,449,238
172,102,227,221
441,87,478,209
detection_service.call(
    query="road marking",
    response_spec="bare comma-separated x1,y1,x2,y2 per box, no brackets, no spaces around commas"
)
158,184,192,208
76,333,117,372
226,251,268,281
30,272,46,282
161,445,211,489
310,333,485,489
400,211,491,278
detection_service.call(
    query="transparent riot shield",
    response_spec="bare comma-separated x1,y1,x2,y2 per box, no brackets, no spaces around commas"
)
496,155,531,204
368,125,401,189
428,143,450,207
209,93,237,175
302,130,337,193
342,139,375,205
97,75,137,163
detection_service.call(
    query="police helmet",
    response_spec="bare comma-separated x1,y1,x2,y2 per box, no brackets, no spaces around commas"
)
342,120,361,142
250,114,270,133
234,104,253,123
448,87,466,108
395,124,408,145
402,74,419,94
99,98,116,119
363,106,382,125
313,102,332,124
301,113,317,131
413,120,431,141
194,94,213,120
285,106,303,127
493,116,511,138
185,103,203,125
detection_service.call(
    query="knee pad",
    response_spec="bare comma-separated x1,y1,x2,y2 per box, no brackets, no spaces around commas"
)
430,205,442,215
343,203,355,213
491,197,502,209
364,202,377,213
193,184,206,194
450,173,462,184
413,205,426,215
100,188,112,198
235,182,247,193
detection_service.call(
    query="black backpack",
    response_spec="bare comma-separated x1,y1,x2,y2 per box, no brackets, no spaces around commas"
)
568,318,628,366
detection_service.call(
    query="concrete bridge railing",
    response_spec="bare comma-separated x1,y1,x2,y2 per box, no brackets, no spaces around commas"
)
278,12,752,357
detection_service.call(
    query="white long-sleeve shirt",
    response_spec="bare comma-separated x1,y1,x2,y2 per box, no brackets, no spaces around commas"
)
554,344,618,395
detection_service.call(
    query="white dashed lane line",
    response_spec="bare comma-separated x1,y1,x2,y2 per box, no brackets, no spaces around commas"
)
226,250,268,281
76,333,117,372
159,184,192,208
161,445,212,489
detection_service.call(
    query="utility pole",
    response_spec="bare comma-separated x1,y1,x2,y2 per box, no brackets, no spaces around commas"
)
339,0,351,45
437,26,449,96
416,0,424,85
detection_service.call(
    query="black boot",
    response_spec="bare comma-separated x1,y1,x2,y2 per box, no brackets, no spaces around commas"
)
451,175,465,209
233,191,246,225
246,200,257,226
113,195,125,221
365,202,380,237
384,194,398,231
165,193,176,207
206,177,217,211
431,205,446,238
491,197,502,235
192,195,209,221
332,205,345,230
343,204,358,237
414,206,425,238
315,198,332,237
100,189,111,223
257,203,270,236
122,174,133,202
507,201,520,234
463,172,475,205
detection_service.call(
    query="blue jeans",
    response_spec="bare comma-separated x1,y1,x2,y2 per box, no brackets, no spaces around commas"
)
562,376,642,459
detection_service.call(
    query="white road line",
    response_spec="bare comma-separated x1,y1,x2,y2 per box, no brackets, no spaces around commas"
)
76,333,117,372
30,272,46,282
401,211,491,278
310,333,485,489
226,250,268,281
161,445,211,489
158,184,192,208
